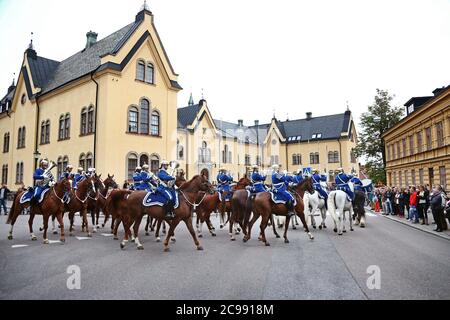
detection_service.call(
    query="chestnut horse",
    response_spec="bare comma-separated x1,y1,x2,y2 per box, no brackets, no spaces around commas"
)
117,175,213,251
7,177,72,244
91,174,119,230
244,177,315,246
196,176,251,238
64,175,96,236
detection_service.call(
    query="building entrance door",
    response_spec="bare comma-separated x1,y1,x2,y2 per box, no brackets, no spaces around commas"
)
428,168,434,187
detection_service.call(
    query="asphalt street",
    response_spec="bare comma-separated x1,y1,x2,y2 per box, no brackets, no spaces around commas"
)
0,211,449,300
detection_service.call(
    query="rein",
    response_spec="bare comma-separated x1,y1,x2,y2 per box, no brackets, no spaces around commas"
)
53,186,66,204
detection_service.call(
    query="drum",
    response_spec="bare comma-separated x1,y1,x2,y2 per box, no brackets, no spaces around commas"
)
362,179,373,192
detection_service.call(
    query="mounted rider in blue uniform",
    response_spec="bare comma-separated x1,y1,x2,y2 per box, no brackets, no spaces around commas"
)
335,168,354,201
156,160,176,220
311,169,328,208
132,166,143,191
271,164,295,217
140,164,158,192
217,168,233,201
350,176,364,192
32,159,55,203
291,170,304,185
59,165,74,203
86,167,96,178
250,165,267,194
73,167,86,189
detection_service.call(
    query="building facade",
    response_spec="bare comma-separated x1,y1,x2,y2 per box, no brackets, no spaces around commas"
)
383,86,450,191
0,6,359,190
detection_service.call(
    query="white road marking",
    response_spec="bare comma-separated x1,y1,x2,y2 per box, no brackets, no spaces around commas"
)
12,245,29,248
48,240,61,244
366,212,378,217
101,233,114,237
76,237,92,241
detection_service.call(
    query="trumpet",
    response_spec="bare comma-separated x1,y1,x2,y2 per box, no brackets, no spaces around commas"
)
43,161,57,177
169,161,180,177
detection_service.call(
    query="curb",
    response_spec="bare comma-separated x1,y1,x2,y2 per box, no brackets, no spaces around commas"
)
371,210,450,241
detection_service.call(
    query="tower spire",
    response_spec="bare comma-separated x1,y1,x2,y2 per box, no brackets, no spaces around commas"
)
28,32,34,50
141,0,150,11
188,92,194,106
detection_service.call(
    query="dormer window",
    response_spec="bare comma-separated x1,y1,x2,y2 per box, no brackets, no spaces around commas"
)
312,134,317,139
136,59,155,85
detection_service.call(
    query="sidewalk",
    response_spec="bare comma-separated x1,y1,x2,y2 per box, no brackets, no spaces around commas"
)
367,207,450,241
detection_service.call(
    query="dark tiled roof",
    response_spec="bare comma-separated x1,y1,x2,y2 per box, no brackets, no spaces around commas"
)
27,55,60,88
41,22,138,94
278,113,351,143
177,104,202,128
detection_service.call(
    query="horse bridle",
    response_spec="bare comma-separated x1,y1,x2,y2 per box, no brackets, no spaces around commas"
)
179,190,208,213
75,179,96,203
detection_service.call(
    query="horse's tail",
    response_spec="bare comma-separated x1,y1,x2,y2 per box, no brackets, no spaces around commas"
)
6,191,20,225
327,192,337,217
106,190,131,218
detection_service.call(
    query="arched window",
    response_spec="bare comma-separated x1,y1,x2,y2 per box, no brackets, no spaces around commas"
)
64,114,71,139
16,162,24,184
79,153,86,171
127,153,138,180
40,121,46,144
80,107,88,135
59,115,65,140
3,132,10,153
87,106,95,134
151,110,160,136
63,156,69,171
140,154,149,167
150,154,160,174
86,153,93,170
177,140,184,160
45,120,50,144
136,60,145,81
17,127,26,149
1,164,8,184
222,145,231,164
146,63,154,84
140,99,150,134
57,157,63,178
128,106,139,133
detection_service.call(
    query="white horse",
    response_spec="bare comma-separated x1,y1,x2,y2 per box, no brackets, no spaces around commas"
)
303,191,327,230
327,190,354,235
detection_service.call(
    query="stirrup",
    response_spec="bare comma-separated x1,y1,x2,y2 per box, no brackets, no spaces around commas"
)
165,211,175,220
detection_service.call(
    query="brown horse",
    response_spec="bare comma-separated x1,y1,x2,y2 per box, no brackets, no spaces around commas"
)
196,176,251,238
92,174,119,230
244,177,315,246
117,174,213,251
7,177,72,244
64,175,95,236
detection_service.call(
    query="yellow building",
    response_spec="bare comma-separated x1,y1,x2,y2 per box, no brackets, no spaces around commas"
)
0,6,358,190
1,7,181,188
176,100,359,182
383,85,450,190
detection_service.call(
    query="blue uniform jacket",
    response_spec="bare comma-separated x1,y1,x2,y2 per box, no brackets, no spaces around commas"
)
251,172,267,193
217,173,232,193
139,171,158,191
312,174,328,198
156,169,176,204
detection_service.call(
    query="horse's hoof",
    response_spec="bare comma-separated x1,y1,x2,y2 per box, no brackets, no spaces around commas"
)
156,238,161,243
284,239,290,244
360,224,365,228
120,243,125,250
312,226,316,229
7,235,13,240
211,233,217,237
265,242,271,247
197,246,204,251
230,238,236,242
237,228,241,233
338,233,343,236
53,231,58,235
220,225,224,229
333,228,337,233
276,235,281,239
39,228,43,232
131,239,135,243
243,238,248,243
102,224,105,228
171,238,176,243
343,230,347,233
60,239,65,244
295,222,299,226
323,225,327,229
318,225,322,230
137,245,144,251
351,228,354,232
43,239,49,245
198,234,203,238
145,232,150,236
31,236,37,241
308,233,314,240
92,229,97,234
212,227,216,231
164,247,170,252
113,236,119,240
293,226,297,230
88,234,93,238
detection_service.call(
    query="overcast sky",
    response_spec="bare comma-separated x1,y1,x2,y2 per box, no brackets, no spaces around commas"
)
1,0,449,127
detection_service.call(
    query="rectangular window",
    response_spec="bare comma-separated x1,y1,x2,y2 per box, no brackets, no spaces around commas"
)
59,118,65,140
86,158,92,171
310,153,319,165
411,169,416,186
245,155,251,166
425,127,432,150
404,170,408,187
393,171,397,187
419,168,424,185
87,111,94,134
387,144,391,161
396,142,401,159
439,166,446,189
409,136,414,156
1,165,8,185
399,170,403,187
416,131,422,153
436,122,444,147
128,158,138,180
402,138,407,157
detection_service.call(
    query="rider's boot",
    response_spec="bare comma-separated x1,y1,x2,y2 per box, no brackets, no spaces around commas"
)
286,200,295,218
165,203,175,220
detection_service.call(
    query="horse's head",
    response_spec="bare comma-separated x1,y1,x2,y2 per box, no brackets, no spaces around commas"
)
59,176,72,193
195,174,214,194
298,176,315,195
236,176,251,190
175,173,187,188
104,174,118,189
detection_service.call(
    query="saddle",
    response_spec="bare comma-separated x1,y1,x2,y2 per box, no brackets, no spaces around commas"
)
20,188,50,205
218,191,233,202
269,191,297,207
142,190,179,209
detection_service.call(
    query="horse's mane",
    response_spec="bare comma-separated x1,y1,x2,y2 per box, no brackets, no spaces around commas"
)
179,175,202,191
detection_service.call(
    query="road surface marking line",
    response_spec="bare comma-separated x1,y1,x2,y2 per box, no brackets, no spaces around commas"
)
12,245,29,248
101,234,114,237
48,240,61,244
76,237,92,241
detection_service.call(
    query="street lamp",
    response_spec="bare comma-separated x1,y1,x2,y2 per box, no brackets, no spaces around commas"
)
255,120,260,168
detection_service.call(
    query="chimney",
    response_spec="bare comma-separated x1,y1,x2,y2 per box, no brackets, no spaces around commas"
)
85,31,98,49
306,112,312,120
238,119,244,127
432,87,446,96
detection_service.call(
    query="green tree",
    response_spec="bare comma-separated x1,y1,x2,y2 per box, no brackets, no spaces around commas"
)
354,89,404,184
